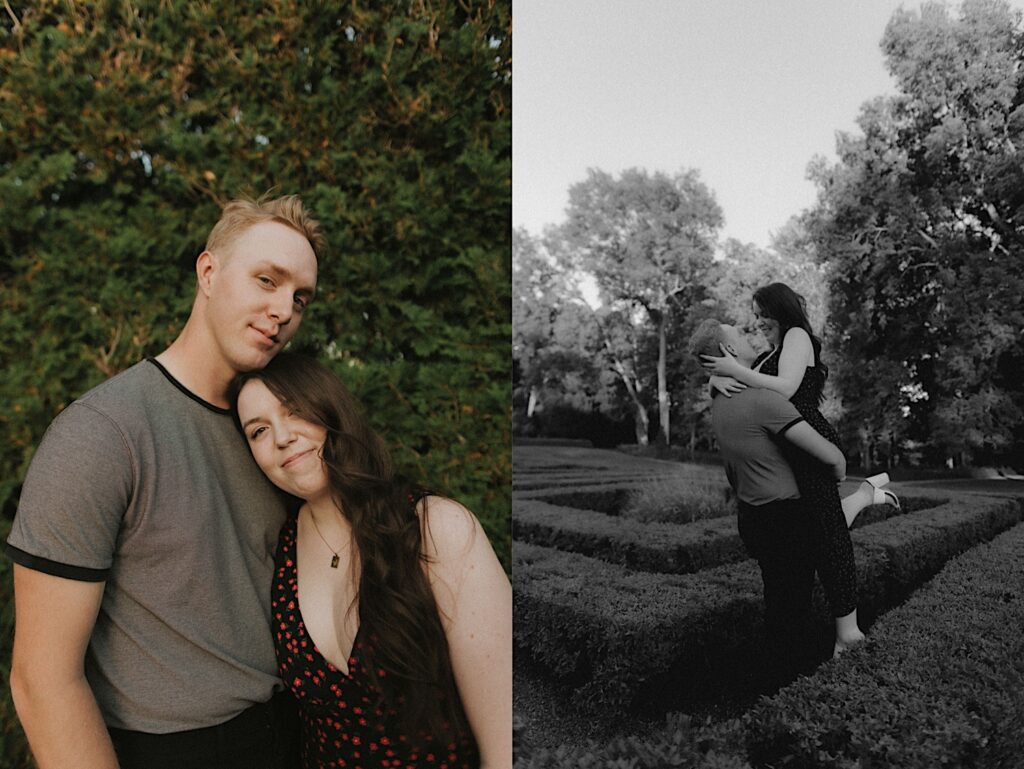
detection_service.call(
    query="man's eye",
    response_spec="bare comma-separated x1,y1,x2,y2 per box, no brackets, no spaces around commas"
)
258,276,274,286
294,296,307,309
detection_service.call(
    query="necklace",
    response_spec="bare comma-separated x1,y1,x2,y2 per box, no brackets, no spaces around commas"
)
307,509,348,568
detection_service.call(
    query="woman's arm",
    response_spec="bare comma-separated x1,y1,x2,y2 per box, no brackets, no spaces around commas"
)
420,497,512,769
702,327,812,399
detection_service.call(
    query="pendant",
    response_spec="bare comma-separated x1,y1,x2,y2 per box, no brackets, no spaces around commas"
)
330,554,339,568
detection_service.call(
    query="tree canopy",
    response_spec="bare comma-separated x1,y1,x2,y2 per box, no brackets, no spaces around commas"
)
561,168,723,445
808,0,1024,466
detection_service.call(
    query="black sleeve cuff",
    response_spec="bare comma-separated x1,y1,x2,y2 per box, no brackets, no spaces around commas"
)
777,416,805,436
5,543,110,582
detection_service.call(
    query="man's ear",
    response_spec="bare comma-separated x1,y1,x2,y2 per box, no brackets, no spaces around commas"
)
196,251,217,298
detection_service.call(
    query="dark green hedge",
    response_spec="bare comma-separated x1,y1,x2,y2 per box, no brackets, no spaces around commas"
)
517,486,634,515
0,0,510,567
745,518,1024,768
513,499,746,574
513,494,944,576
514,493,1022,713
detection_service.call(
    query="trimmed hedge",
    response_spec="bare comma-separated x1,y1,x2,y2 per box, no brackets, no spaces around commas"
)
513,493,945,576
513,493,1023,712
515,485,637,515
515,713,751,769
513,499,745,574
515,511,1024,769
744,518,1024,768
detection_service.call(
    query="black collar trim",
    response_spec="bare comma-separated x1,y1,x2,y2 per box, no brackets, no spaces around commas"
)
146,358,232,415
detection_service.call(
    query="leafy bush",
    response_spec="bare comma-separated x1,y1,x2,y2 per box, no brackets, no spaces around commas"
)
524,486,632,515
745,517,1024,768
516,713,751,769
513,499,748,575
513,493,944,577
514,493,1020,713
622,475,732,523
530,404,636,448
0,0,510,568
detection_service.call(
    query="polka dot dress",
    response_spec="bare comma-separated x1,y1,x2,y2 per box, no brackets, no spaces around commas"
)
272,514,480,769
756,346,858,617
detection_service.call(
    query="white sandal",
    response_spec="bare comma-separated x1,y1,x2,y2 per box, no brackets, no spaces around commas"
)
865,473,900,510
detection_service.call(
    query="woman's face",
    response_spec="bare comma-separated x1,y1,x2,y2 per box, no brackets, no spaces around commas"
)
752,302,781,347
237,379,329,502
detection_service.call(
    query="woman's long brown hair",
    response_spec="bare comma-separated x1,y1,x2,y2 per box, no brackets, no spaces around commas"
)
230,353,467,739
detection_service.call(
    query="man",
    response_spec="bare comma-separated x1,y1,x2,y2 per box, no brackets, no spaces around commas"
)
6,195,324,769
689,318,847,686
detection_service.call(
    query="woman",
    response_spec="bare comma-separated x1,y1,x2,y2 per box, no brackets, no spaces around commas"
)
231,353,512,769
702,282,897,657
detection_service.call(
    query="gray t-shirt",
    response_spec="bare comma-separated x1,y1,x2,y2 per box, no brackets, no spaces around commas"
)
711,388,805,506
6,359,289,732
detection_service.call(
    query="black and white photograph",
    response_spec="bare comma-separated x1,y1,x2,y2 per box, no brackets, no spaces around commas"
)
513,1,1024,766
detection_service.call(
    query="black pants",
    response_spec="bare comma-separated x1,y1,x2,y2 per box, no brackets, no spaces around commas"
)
738,498,818,686
108,689,300,769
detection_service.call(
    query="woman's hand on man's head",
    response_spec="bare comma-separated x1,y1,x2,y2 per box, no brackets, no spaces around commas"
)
701,344,745,378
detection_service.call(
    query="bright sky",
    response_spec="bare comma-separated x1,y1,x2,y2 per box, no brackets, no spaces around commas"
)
513,0,1024,250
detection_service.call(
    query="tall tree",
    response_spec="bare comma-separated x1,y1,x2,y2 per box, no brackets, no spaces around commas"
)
562,168,723,445
808,0,1024,466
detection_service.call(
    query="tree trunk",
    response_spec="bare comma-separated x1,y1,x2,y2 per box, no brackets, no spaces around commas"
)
526,386,539,418
633,402,650,446
656,314,670,445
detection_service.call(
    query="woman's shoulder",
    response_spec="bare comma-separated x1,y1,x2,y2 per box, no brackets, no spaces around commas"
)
416,495,482,563
783,326,812,346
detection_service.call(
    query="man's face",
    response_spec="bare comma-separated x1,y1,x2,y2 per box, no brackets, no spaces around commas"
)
203,221,318,373
720,324,757,367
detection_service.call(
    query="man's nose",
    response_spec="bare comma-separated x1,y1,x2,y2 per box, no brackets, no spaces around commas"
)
267,291,293,325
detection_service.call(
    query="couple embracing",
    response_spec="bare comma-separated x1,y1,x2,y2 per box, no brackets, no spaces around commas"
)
6,195,512,769
689,283,898,686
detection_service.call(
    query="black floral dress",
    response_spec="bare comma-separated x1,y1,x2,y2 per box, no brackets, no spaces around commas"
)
272,513,480,769
756,345,857,618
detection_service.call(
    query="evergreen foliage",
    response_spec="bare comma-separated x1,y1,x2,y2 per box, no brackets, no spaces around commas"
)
0,0,511,568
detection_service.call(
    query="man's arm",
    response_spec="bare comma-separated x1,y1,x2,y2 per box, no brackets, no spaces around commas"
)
780,421,847,481
10,566,119,769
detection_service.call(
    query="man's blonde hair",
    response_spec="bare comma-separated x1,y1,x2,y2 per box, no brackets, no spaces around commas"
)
688,318,726,361
205,194,327,260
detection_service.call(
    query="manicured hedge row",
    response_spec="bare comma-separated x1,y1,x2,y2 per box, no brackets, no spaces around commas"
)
514,474,663,492
514,485,637,515
515,713,751,769
743,518,1024,769
513,493,1022,712
513,493,944,576
513,499,744,573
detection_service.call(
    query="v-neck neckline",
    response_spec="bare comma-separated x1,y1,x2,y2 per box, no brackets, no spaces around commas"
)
292,513,361,678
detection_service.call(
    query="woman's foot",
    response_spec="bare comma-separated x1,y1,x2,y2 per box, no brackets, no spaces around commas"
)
833,631,866,659
863,472,900,511
843,473,899,528
834,609,865,658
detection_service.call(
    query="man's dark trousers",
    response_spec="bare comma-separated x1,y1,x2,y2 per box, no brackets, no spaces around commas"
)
737,498,818,687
